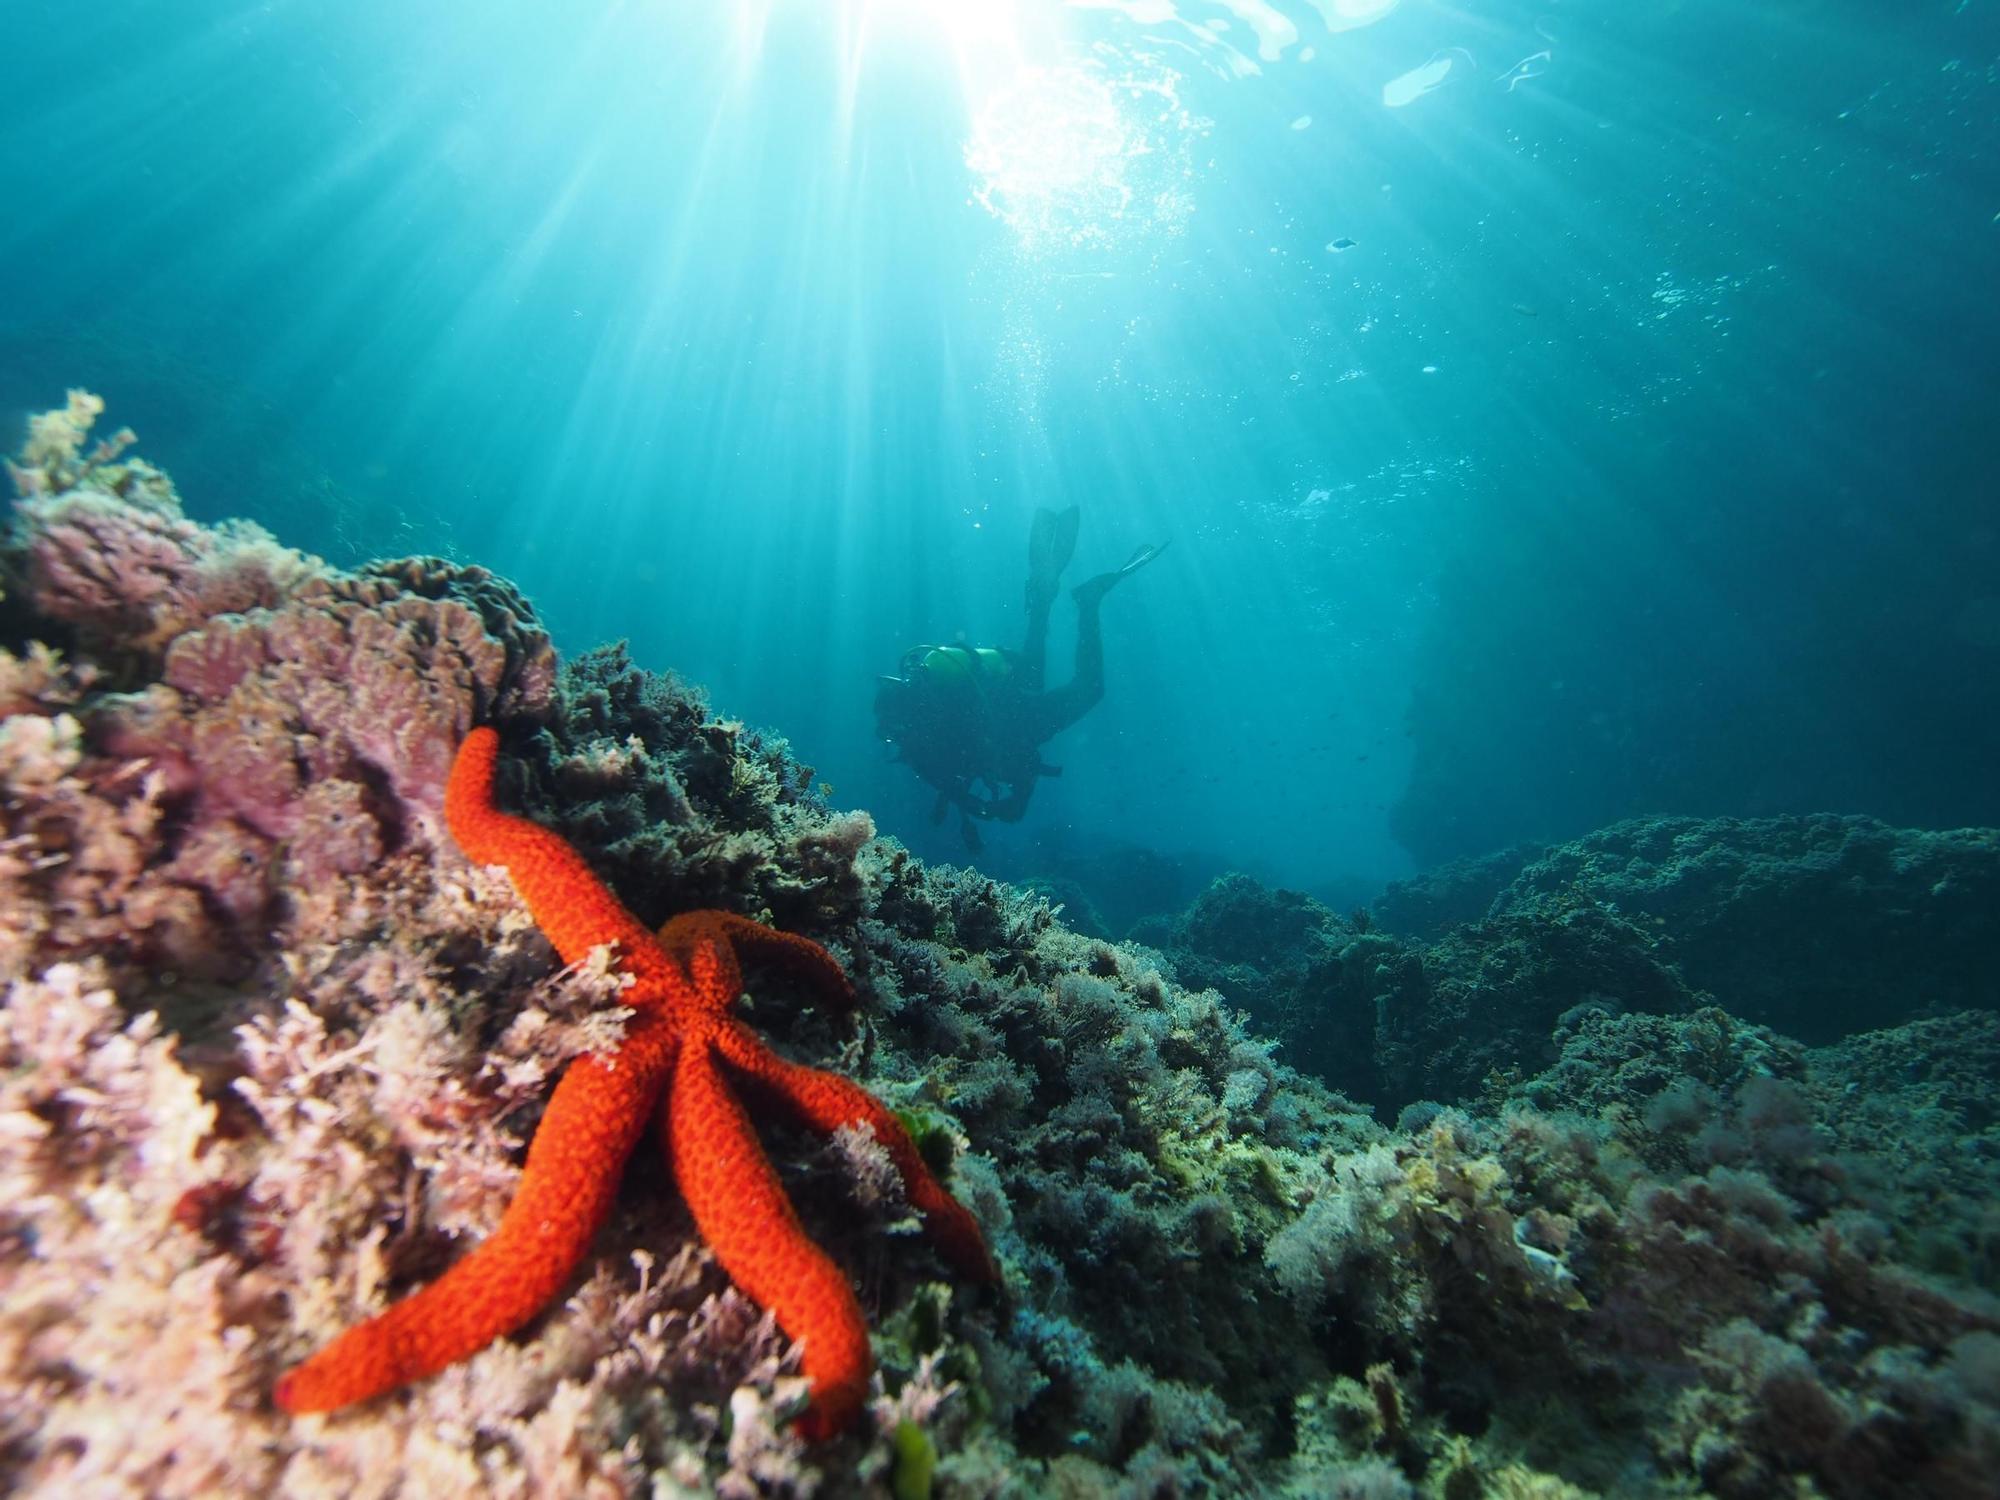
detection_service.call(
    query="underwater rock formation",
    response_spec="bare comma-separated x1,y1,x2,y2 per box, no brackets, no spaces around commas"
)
1010,839,1225,942
1135,871,1380,1103
1175,809,1994,1117
1147,869,1703,1113
1375,814,2000,1043
3,395,1996,1498
0,390,554,986
1371,842,1552,943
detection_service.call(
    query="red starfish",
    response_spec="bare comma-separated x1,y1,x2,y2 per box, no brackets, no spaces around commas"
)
275,726,995,1437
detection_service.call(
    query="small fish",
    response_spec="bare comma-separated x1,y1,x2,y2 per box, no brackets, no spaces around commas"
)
1327,237,1358,252
1498,49,1552,92
1513,302,1539,316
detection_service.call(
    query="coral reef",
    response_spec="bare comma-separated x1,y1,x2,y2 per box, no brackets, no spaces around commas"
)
1005,839,1228,942
4,394,1996,1498
1145,870,1702,1113
0,395,553,988
1495,816,1999,1043
0,396,1360,1494
1135,872,1380,1102
1376,815,2000,1043
1370,903,1700,1109
1371,843,1549,943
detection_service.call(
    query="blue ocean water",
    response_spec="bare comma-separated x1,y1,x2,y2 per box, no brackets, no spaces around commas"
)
3,0,1996,908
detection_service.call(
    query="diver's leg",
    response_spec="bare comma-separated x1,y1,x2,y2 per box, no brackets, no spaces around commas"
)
1033,591,1107,739
1020,595,1053,695
1041,538,1166,730
1021,506,1080,692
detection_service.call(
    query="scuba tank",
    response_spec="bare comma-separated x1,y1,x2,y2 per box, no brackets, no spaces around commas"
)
897,644,1012,690
876,644,1013,755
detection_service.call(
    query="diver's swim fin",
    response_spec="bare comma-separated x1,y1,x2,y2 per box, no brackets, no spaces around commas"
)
1114,539,1169,578
1026,505,1081,612
1072,538,1170,608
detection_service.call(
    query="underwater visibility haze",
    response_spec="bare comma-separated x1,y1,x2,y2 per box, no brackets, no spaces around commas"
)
2,1,1998,1496
7,0,1991,895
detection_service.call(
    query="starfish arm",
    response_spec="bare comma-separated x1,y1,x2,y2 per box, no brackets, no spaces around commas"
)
716,1020,998,1286
660,911,858,1013
447,727,680,991
275,1023,679,1414
665,1040,872,1440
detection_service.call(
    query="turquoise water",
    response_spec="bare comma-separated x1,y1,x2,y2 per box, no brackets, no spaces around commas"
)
4,0,1996,901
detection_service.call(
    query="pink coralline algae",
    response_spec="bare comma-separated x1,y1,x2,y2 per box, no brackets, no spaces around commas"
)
1,391,554,981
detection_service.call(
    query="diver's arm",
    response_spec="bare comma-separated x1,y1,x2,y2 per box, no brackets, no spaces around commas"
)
975,779,1034,822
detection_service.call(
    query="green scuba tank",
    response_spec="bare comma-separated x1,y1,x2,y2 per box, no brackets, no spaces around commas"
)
905,645,1011,690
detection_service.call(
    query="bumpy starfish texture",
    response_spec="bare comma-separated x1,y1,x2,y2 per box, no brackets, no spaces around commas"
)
275,726,995,1437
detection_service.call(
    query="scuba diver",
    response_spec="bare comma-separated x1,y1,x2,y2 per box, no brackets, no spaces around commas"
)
874,506,1167,850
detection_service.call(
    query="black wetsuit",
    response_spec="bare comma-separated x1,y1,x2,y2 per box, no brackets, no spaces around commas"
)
876,510,1160,840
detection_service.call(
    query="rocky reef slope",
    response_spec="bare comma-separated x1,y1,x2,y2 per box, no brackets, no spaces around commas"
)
2,395,1994,1499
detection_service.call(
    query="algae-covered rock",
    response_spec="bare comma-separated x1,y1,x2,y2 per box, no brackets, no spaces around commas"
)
7,394,1998,1498
1489,814,2000,1042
